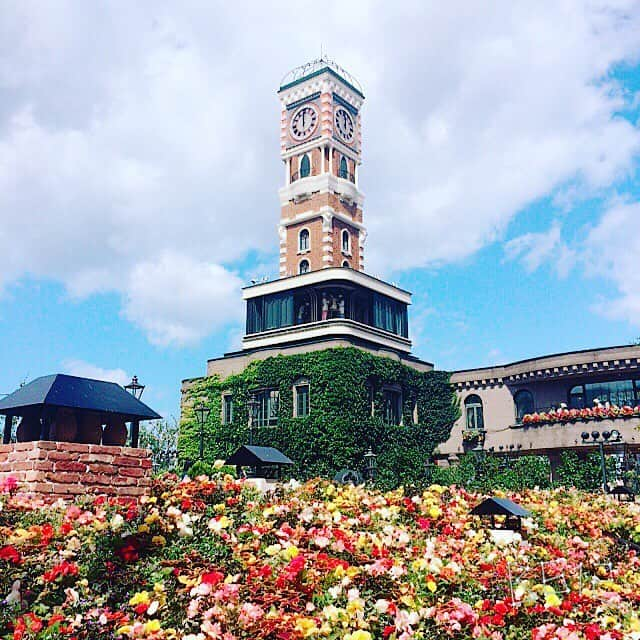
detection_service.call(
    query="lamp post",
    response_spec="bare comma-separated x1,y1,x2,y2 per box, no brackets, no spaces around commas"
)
364,447,377,482
124,375,145,399
579,429,622,493
194,402,211,461
247,395,259,446
124,375,145,447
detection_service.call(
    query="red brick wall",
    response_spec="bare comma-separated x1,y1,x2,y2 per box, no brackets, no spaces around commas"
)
0,441,152,501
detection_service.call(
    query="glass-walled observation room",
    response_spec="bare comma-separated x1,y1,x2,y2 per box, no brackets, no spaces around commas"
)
245,283,409,339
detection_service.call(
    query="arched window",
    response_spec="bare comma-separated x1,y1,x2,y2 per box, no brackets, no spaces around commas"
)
514,389,534,423
342,229,350,254
299,259,310,274
569,385,585,409
464,394,484,430
339,156,348,179
298,228,309,252
342,260,350,268
300,154,310,178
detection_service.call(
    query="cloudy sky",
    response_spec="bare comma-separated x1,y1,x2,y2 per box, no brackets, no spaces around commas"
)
1,1,640,418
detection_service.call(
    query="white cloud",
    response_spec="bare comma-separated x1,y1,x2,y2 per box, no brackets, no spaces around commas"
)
62,359,130,386
0,1,639,342
123,253,243,346
504,223,576,277
584,200,640,323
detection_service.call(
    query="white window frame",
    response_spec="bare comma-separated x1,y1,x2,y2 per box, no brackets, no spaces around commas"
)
221,394,234,425
293,379,311,417
298,228,310,254
341,229,351,256
298,259,310,274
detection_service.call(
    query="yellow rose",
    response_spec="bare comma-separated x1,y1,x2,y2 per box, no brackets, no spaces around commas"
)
144,620,161,633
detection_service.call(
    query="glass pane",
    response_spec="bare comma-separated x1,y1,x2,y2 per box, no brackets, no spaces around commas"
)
515,391,534,422
296,385,309,417
300,154,310,178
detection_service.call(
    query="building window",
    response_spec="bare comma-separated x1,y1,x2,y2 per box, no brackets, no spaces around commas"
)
382,388,402,425
253,389,279,427
464,394,484,430
222,395,233,425
299,228,310,252
339,155,348,179
372,293,408,338
514,390,534,423
300,153,310,178
299,259,310,274
294,381,310,417
246,293,294,334
568,379,639,409
342,260,349,268
341,229,350,254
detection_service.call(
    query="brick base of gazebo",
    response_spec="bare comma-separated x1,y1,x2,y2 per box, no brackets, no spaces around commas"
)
0,441,152,501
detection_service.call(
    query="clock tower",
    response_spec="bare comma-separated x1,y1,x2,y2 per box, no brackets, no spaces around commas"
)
277,59,366,277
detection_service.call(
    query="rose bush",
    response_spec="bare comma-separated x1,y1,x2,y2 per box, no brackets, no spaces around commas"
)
1,472,640,639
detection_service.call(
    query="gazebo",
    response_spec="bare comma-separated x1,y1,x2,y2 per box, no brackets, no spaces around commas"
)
470,496,532,532
0,374,161,448
225,445,294,480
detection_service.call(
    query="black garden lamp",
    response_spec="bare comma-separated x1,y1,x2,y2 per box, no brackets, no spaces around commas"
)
125,375,145,400
194,402,211,460
364,447,377,482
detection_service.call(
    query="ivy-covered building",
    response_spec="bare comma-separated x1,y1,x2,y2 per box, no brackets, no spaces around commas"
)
180,58,457,484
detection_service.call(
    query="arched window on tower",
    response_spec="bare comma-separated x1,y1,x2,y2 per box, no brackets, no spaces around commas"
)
299,259,310,274
341,229,350,254
300,154,310,178
464,394,484,431
339,156,348,179
514,389,534,423
342,260,350,268
299,228,309,252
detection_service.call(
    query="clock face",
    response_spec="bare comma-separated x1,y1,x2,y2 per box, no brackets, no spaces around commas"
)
334,107,355,143
290,105,319,141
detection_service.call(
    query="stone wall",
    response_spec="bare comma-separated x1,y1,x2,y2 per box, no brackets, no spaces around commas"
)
0,441,152,501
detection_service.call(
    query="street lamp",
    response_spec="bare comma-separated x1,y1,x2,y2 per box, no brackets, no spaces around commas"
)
579,428,623,493
194,402,211,460
124,375,145,400
364,447,377,482
247,395,259,446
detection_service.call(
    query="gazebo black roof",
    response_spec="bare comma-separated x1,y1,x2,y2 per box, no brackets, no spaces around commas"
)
470,497,531,518
0,374,161,421
226,445,294,467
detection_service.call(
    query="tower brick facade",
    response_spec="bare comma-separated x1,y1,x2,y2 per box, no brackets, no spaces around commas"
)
277,64,366,278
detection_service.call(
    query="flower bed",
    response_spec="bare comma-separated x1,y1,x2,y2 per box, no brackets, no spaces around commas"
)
522,405,640,426
1,474,640,639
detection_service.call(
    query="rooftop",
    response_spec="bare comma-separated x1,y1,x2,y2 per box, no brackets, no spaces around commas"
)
279,56,364,98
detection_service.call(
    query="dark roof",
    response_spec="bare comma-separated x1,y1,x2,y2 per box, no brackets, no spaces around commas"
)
226,445,294,467
610,485,634,495
0,374,161,421
470,497,531,518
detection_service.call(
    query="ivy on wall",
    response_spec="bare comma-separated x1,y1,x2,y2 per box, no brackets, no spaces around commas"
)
179,347,458,489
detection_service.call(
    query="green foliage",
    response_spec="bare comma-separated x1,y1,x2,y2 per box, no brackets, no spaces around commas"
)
555,450,617,491
179,347,458,489
432,454,552,491
139,419,180,474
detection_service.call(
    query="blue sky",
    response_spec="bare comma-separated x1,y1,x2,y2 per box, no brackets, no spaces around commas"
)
1,3,640,420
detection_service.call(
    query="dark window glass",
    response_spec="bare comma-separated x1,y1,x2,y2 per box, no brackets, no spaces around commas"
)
569,385,585,409
514,390,534,423
254,389,279,427
295,384,310,417
299,229,309,252
342,260,349,268
299,260,310,274
339,156,348,179
372,293,408,338
342,230,350,253
569,380,639,408
300,154,310,178
383,389,402,425
464,394,484,430
222,395,233,424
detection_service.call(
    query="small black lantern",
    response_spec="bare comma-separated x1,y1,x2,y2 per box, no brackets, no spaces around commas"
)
364,447,377,482
194,401,211,460
124,375,145,400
